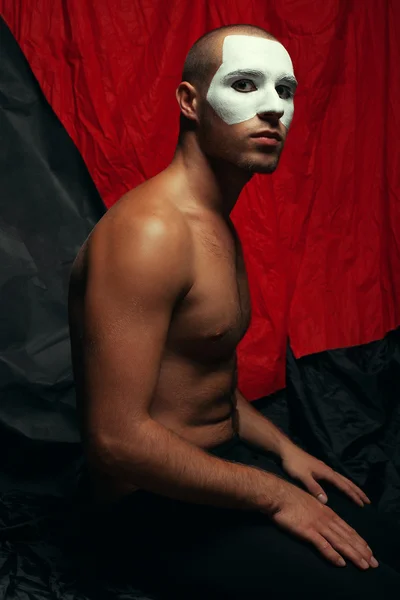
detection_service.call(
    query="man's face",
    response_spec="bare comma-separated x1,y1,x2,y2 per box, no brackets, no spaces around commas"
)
198,35,297,174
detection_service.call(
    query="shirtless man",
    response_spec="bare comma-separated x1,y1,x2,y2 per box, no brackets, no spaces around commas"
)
69,24,400,599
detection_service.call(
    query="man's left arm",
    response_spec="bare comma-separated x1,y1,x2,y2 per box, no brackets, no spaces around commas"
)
235,388,371,507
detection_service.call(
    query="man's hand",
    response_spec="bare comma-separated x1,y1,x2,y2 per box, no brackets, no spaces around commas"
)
267,483,379,570
281,446,371,507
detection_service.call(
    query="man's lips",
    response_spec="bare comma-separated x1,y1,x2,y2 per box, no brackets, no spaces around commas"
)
251,130,282,147
251,130,282,142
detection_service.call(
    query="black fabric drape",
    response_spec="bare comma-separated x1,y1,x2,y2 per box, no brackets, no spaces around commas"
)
285,329,400,521
0,16,104,497
259,330,400,524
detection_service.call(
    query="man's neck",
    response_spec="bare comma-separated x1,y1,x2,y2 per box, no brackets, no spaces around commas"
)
168,132,252,219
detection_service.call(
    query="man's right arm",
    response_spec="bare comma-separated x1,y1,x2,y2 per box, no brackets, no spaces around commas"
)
76,208,375,571
78,209,282,513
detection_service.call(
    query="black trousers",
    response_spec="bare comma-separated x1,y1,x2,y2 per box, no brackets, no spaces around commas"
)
88,437,400,599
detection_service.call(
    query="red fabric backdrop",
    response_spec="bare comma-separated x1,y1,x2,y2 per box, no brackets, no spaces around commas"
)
1,0,399,400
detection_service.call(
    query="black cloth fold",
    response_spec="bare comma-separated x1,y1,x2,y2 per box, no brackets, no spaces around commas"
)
284,329,400,521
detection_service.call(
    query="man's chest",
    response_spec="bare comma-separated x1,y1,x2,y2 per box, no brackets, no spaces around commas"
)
169,221,252,362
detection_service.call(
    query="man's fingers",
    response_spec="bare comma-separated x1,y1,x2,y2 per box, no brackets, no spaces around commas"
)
321,526,378,570
332,514,369,544
306,531,346,567
336,474,371,504
302,477,328,504
319,469,370,506
328,521,377,567
322,473,365,507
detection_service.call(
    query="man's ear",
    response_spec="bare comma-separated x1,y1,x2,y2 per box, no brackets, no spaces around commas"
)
176,82,199,122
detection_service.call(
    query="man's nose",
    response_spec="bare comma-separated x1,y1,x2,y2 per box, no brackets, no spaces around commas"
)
257,108,284,123
257,89,285,122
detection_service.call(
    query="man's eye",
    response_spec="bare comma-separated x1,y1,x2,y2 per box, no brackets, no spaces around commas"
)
232,79,257,93
276,85,293,100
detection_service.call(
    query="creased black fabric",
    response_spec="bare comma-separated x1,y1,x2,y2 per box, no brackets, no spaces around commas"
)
0,15,104,496
1,14,399,600
283,329,400,521
258,331,400,523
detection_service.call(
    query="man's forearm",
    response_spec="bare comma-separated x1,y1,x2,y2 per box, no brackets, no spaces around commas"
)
235,388,296,456
92,418,286,513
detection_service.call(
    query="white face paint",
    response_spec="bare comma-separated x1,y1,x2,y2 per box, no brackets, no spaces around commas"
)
206,35,296,129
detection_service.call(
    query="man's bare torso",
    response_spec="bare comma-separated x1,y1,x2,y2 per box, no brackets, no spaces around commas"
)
68,172,251,494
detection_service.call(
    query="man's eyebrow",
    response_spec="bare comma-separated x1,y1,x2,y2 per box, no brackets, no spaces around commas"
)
223,69,265,80
279,75,298,89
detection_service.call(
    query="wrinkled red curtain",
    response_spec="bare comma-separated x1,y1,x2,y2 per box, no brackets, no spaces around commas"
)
2,0,399,400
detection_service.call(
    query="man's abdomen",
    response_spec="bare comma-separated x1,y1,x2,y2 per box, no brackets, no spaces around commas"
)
150,353,237,449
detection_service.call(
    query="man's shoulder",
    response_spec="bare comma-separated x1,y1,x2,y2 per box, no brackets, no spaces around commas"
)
82,179,194,287
103,179,190,245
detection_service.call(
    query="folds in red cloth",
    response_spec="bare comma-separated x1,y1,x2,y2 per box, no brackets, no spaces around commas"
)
2,0,399,399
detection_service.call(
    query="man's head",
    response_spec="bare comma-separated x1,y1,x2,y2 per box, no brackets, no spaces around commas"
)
177,25,297,174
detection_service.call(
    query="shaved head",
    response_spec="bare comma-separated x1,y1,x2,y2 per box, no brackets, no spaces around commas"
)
182,24,277,91
176,24,294,175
